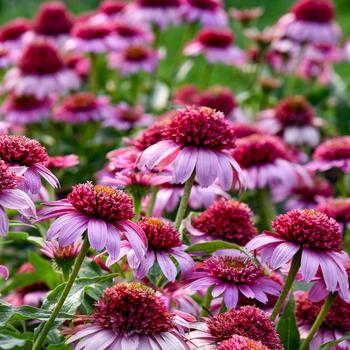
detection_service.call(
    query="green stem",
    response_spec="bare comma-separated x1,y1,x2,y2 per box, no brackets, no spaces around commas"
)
299,293,336,350
200,286,214,317
130,74,140,105
132,194,142,222
201,64,215,89
270,250,302,322
89,53,98,94
174,173,195,230
338,172,348,197
146,187,158,217
33,236,90,350
258,187,276,230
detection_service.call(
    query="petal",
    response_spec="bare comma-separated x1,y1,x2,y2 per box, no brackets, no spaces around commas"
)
88,218,108,251
136,250,155,278
0,206,8,236
216,153,233,191
245,233,285,251
270,242,300,269
157,251,177,282
223,285,238,309
212,284,226,297
173,147,198,184
170,249,195,273
105,223,121,259
0,265,9,280
195,148,218,188
301,249,320,282
121,221,147,260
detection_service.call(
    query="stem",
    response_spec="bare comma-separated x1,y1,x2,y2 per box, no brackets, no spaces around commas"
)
174,173,195,231
130,74,140,105
258,187,276,230
200,286,214,317
201,64,214,89
146,187,158,217
132,194,142,222
89,53,98,94
299,293,336,350
270,250,302,322
338,172,348,197
33,236,90,350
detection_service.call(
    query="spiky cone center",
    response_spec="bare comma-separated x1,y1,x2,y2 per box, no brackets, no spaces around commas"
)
198,29,233,48
292,0,335,23
124,46,151,61
317,199,350,223
73,23,111,40
0,159,18,191
216,335,270,350
63,92,98,112
93,283,176,335
137,0,181,7
188,0,220,11
313,136,350,161
0,18,30,42
8,95,48,111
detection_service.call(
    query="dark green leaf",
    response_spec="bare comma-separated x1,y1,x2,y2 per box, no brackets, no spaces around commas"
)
28,252,60,289
186,240,246,254
47,344,73,350
7,232,29,241
277,295,300,350
317,332,350,350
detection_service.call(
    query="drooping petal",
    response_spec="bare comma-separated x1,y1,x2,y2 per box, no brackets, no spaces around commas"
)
105,224,121,259
173,146,198,184
195,148,218,188
223,285,238,309
120,220,147,260
0,206,8,236
0,265,9,280
32,164,60,188
216,152,233,191
170,249,195,273
136,250,155,278
157,251,177,282
246,233,286,252
301,249,320,282
269,242,300,269
88,218,108,251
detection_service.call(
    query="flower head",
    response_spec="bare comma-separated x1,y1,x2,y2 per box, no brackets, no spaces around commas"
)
0,18,30,44
187,199,257,246
291,0,335,23
216,335,269,350
67,282,190,350
0,159,17,191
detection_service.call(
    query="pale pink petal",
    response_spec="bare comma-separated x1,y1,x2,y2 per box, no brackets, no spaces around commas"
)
270,242,300,269
245,233,285,251
105,223,121,259
0,265,9,280
195,148,218,188
173,146,198,184
301,249,320,282
157,251,177,282
136,250,155,278
0,206,8,236
216,153,233,191
223,285,238,309
88,218,108,251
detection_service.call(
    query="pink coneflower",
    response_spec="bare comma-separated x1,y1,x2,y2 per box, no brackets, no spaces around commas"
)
41,239,81,271
187,251,281,309
109,218,194,282
107,22,154,51
232,134,304,190
247,209,349,296
139,106,245,191
308,136,350,173
273,175,333,211
4,40,80,99
187,306,283,350
0,18,32,52
216,335,270,350
125,0,182,30
298,55,332,85
0,160,35,236
181,0,228,27
108,45,161,76
32,2,73,45
230,7,264,26
1,94,53,125
66,282,191,350
231,123,262,139
54,92,110,124
47,154,79,169
64,53,91,79
0,265,8,279
185,198,257,246
198,86,246,122
258,96,321,147
184,28,246,66
296,291,350,350
317,198,350,229
0,135,59,195
103,102,153,130
98,0,127,20
65,22,115,53
173,85,201,106
0,45,16,69
152,182,229,217
276,0,341,46
38,182,147,261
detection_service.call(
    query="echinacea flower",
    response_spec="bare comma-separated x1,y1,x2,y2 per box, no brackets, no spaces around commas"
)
66,282,191,350
187,306,283,350
216,335,270,350
246,209,349,296
187,250,280,309
276,0,341,46
108,217,194,282
230,7,264,26
231,134,306,190
65,22,115,53
32,2,73,46
0,18,32,52
317,198,350,230
138,106,245,191
54,92,110,124
38,182,147,261
47,154,79,170
0,45,16,69
258,96,321,147
94,0,127,23
64,53,91,79
125,0,182,30
296,291,350,350
185,198,257,246
152,181,229,217
0,135,59,195
308,136,350,173
108,45,161,76
0,159,36,235
198,86,246,122
1,94,53,125
102,102,153,130
181,0,228,28
0,265,8,279
4,40,80,99
184,28,246,66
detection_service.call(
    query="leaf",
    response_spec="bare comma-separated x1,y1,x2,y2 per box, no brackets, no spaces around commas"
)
277,295,300,350
7,232,29,240
1,273,40,294
47,344,73,350
186,240,246,254
317,332,350,350
0,302,74,326
0,329,33,350
28,252,60,289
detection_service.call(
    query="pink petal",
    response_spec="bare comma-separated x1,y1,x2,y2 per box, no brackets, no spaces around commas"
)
216,152,233,191
105,223,121,259
0,206,8,236
301,249,320,282
195,148,218,187
245,233,285,251
269,242,300,269
173,146,198,184
157,251,177,282
0,265,9,280
223,285,238,309
88,218,108,251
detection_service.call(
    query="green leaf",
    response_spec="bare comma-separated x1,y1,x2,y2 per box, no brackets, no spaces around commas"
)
0,329,33,350
185,240,246,254
47,344,73,350
0,302,74,326
28,252,60,289
277,295,300,350
7,232,29,240
1,273,40,294
317,332,350,350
